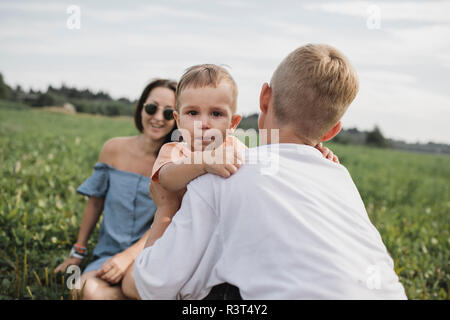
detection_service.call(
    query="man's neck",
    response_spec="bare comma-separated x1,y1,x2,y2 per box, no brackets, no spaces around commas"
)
265,127,317,147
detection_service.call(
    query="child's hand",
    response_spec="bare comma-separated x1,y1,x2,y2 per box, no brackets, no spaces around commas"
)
203,162,241,178
315,143,339,164
202,143,243,178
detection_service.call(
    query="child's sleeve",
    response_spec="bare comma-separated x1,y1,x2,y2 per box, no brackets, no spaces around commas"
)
151,143,187,183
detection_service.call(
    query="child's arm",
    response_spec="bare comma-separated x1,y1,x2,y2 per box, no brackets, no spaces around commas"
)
145,184,186,248
158,160,206,192
159,145,243,192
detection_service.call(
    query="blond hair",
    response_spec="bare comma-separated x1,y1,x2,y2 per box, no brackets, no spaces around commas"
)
176,64,238,112
271,44,359,142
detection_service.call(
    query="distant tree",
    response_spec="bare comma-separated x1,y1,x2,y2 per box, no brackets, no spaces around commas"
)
33,92,56,107
12,85,24,101
332,131,351,144
0,72,12,100
366,125,389,148
348,127,360,134
237,113,259,131
118,97,132,104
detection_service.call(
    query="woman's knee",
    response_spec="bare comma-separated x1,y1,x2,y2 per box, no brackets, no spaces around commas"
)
79,271,103,300
78,271,125,300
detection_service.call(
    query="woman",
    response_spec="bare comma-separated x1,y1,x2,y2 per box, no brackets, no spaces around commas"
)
54,79,177,299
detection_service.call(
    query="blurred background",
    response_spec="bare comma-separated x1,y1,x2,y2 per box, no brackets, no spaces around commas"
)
0,0,449,300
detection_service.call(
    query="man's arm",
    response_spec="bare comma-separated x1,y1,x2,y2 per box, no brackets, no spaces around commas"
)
133,179,219,300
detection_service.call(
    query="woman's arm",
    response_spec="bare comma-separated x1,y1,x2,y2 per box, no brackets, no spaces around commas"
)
76,196,104,246
95,226,153,284
55,139,115,273
54,196,104,273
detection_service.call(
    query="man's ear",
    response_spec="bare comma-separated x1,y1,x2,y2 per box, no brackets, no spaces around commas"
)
259,82,271,115
321,121,342,142
230,114,242,131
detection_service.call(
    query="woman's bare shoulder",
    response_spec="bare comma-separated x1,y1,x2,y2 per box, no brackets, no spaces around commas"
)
98,136,137,164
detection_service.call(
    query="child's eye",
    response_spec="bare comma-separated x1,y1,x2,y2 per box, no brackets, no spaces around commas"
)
187,110,198,116
212,111,222,117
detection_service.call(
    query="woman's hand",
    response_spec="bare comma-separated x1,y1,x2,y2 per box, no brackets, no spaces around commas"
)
54,257,83,273
315,143,340,164
95,251,134,284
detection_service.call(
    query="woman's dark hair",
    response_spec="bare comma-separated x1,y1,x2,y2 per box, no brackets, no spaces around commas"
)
134,79,177,144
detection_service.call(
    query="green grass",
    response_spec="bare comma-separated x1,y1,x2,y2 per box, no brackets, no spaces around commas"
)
0,108,449,299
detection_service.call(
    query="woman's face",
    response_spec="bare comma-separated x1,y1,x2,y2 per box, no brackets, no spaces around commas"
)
141,87,176,142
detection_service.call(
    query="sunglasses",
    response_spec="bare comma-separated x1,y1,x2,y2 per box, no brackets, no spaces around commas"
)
144,103,174,121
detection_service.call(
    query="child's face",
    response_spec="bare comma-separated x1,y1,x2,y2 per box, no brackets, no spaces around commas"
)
174,81,241,151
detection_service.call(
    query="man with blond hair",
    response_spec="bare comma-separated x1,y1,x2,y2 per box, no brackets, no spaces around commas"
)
127,44,407,299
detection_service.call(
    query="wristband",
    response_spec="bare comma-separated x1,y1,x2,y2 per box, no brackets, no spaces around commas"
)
69,244,88,259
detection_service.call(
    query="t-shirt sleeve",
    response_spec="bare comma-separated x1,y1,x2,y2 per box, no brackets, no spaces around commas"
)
151,143,187,183
133,176,219,300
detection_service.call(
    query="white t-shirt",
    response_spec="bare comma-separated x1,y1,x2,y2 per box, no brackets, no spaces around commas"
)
134,143,407,300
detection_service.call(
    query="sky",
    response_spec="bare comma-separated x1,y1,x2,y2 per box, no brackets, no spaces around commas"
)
1,0,449,144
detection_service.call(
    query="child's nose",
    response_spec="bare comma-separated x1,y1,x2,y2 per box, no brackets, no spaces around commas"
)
200,115,211,129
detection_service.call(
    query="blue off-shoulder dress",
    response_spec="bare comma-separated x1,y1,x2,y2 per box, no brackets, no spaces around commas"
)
77,162,156,273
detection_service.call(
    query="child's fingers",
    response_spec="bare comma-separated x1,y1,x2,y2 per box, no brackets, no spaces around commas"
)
226,164,238,175
333,155,339,164
214,166,231,178
315,143,323,152
320,147,333,160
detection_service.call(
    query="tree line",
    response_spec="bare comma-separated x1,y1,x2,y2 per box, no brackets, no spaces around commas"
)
1,72,448,153
0,72,136,116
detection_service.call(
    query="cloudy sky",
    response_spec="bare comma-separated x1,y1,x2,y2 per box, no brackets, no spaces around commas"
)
1,0,449,143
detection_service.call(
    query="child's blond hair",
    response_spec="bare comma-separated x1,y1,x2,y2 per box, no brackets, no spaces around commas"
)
271,44,359,142
176,64,238,113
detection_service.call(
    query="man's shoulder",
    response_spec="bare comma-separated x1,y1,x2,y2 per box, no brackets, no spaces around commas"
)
187,160,260,199
187,171,222,191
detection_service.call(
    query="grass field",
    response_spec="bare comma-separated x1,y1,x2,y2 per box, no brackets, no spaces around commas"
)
0,108,448,299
